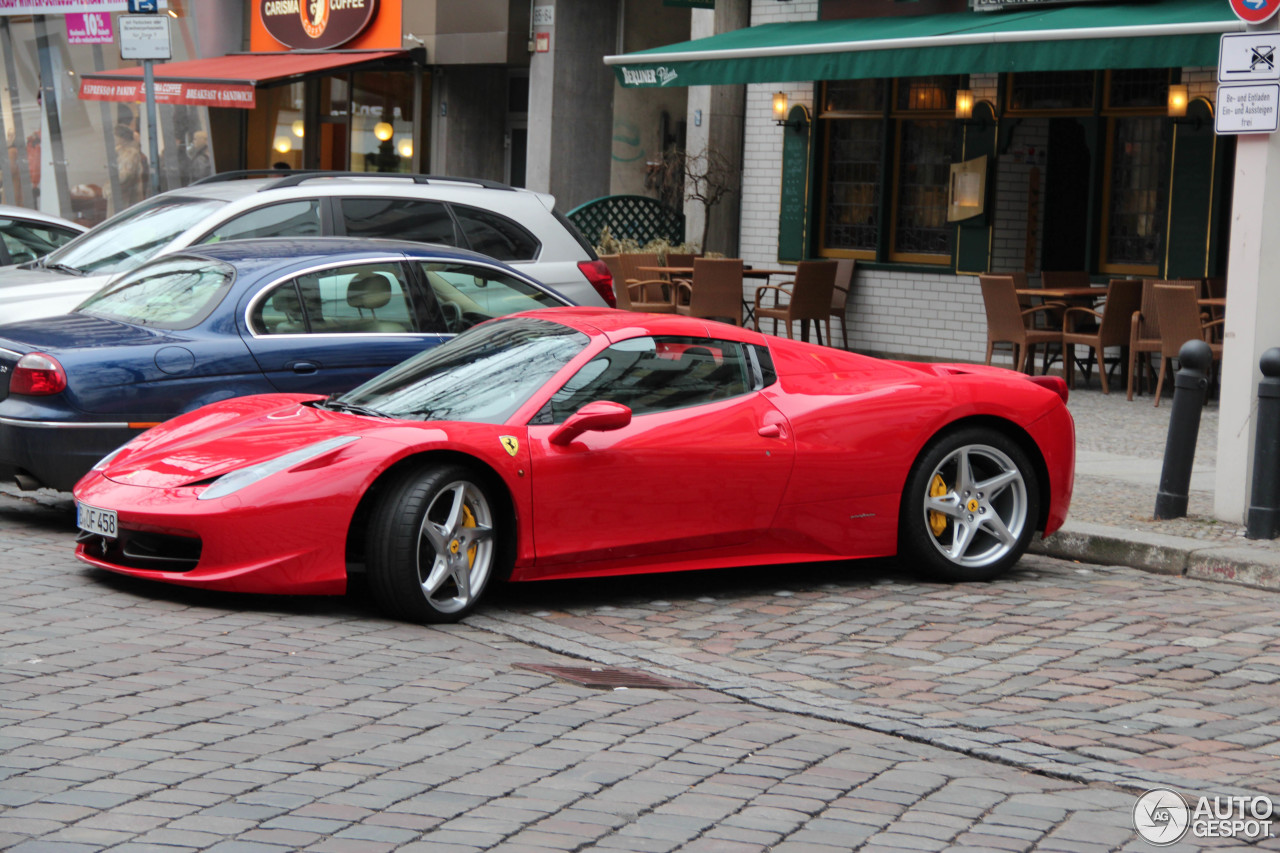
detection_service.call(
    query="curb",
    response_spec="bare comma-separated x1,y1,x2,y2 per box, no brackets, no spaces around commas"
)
1030,519,1280,591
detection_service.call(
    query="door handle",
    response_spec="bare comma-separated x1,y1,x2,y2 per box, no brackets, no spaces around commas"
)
289,361,319,374
758,423,782,438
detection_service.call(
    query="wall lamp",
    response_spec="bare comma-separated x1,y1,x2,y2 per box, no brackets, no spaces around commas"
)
1168,85,1204,129
772,92,807,129
954,91,992,128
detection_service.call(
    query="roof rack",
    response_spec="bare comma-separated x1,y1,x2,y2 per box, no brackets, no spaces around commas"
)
191,168,326,186
192,169,517,191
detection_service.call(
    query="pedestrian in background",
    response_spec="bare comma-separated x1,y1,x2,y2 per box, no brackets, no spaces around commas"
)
113,123,148,209
186,130,212,180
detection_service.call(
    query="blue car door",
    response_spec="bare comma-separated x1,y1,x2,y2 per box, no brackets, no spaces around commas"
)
238,258,449,396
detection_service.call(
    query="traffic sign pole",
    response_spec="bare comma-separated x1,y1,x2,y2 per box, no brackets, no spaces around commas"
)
143,59,160,195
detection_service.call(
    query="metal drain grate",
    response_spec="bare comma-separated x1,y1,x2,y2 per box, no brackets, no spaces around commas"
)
516,663,690,690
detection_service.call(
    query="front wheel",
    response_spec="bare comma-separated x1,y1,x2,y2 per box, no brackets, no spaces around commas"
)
367,464,507,623
899,428,1039,582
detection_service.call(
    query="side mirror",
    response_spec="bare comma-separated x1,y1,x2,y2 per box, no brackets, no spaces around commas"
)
549,400,632,446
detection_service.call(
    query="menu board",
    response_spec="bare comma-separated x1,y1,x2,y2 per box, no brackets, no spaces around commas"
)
778,106,811,263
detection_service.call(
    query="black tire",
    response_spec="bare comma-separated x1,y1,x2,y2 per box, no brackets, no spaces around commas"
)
898,427,1040,582
367,464,508,623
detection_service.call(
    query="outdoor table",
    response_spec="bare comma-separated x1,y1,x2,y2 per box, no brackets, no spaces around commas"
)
637,265,799,332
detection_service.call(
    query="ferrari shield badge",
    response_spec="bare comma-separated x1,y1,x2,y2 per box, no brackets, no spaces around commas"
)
500,436,519,457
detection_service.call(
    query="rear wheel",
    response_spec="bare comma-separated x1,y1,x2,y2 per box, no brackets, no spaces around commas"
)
899,428,1039,582
367,464,506,623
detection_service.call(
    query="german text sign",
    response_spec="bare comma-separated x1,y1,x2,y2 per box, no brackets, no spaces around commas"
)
119,14,170,59
1216,83,1280,134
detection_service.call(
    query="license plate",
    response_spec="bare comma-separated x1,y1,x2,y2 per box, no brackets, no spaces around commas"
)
76,502,118,539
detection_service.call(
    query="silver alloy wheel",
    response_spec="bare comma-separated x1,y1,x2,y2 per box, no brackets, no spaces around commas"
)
415,479,495,614
921,443,1029,569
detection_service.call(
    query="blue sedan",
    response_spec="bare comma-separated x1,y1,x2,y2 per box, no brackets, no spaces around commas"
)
0,237,573,491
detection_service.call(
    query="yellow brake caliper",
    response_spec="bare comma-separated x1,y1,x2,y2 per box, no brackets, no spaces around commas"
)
461,504,478,568
929,474,949,537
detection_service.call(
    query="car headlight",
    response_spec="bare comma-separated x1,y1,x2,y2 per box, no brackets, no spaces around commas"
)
198,435,360,501
92,439,136,472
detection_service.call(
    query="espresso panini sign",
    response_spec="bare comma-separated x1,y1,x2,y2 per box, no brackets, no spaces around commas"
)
260,0,377,49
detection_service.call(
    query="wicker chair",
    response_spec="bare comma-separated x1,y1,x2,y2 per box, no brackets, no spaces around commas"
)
753,260,838,343
1061,279,1142,393
1152,283,1223,407
978,274,1063,374
675,258,745,325
828,259,855,350
602,254,675,313
1127,279,1198,401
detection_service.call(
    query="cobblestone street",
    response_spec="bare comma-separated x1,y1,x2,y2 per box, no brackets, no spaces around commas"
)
2,486,1279,851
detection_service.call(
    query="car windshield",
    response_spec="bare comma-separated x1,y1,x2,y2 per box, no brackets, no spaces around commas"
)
41,196,226,275
338,316,589,424
77,255,236,330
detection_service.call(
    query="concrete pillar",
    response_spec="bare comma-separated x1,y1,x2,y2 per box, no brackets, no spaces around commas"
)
683,0,747,256
1216,18,1280,523
527,0,618,209
1216,132,1280,521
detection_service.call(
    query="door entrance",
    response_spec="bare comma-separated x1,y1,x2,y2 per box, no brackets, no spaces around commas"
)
1041,118,1092,272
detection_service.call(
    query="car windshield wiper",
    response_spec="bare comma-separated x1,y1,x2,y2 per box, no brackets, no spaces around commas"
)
41,261,85,276
316,396,390,418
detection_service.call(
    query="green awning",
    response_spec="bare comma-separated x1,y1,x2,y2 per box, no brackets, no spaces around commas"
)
605,0,1243,88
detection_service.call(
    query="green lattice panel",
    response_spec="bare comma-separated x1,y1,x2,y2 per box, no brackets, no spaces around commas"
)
567,195,685,247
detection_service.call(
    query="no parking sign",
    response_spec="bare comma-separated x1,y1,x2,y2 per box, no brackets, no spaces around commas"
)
1230,0,1280,24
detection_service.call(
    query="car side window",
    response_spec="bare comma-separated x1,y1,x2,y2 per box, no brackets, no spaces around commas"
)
417,261,562,334
250,263,421,335
0,221,78,264
537,336,752,424
451,204,540,261
199,199,322,243
340,198,459,247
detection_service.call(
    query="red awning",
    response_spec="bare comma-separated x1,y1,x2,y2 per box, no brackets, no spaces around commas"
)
78,50,406,109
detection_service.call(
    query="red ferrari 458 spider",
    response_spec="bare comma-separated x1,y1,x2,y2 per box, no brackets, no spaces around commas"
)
74,308,1075,623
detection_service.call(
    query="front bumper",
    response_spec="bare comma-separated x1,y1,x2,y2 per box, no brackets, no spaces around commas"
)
73,471,352,595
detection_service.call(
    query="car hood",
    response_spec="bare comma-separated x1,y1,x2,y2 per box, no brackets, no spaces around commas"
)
0,267,110,324
101,395,387,489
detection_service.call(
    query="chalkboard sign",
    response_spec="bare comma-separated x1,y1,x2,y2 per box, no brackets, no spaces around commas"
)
778,105,811,263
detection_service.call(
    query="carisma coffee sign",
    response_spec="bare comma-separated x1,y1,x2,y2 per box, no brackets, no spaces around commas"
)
260,0,378,49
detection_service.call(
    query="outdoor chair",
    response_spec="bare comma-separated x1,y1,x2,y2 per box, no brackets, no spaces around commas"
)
1152,283,1223,407
1127,279,1198,401
753,260,838,343
675,258,745,325
606,253,676,313
978,274,1063,374
1061,278,1141,394
829,258,855,350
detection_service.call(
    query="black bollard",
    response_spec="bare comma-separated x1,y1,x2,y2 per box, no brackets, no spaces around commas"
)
1154,339,1212,520
1246,348,1280,539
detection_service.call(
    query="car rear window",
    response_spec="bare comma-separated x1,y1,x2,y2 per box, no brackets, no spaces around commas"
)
77,255,235,330
452,204,540,261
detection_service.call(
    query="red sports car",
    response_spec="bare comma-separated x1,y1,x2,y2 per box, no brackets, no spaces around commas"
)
73,308,1075,623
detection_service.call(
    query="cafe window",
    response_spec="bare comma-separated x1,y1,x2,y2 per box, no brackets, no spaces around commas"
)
1007,71,1096,114
818,77,959,265
1106,69,1171,112
822,119,884,257
1101,116,1169,275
